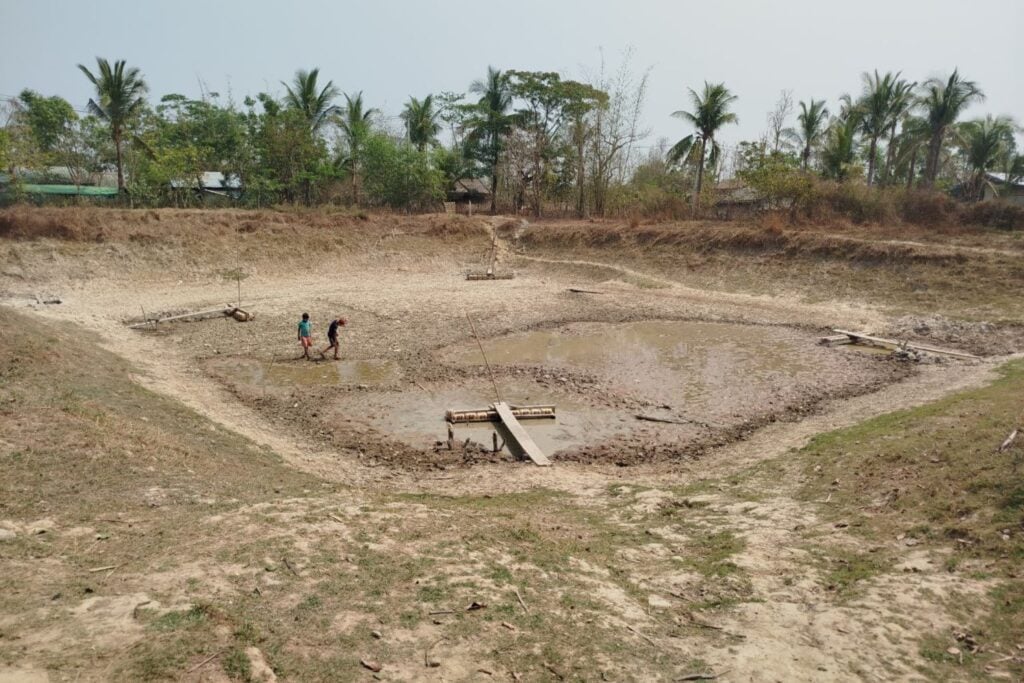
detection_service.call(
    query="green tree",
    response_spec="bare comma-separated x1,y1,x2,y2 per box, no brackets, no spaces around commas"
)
503,71,604,217
361,133,444,210
17,90,77,158
669,82,739,210
248,94,327,205
920,69,984,187
337,91,378,205
821,115,860,181
959,115,1016,200
401,95,441,151
792,99,829,171
77,57,148,193
282,68,340,133
465,66,513,213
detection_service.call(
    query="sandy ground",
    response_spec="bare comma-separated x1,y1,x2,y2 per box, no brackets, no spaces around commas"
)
1,213,1018,681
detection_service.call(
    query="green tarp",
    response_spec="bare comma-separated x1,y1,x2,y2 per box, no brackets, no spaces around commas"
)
4,184,119,197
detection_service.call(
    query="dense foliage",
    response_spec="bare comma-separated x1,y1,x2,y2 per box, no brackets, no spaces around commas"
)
1,59,1020,221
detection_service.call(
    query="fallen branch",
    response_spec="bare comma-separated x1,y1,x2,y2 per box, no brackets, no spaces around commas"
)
635,414,691,426
625,624,658,647
88,565,119,573
428,609,456,615
282,557,299,577
186,650,224,673
514,588,529,613
998,428,1018,453
568,288,603,294
677,672,722,681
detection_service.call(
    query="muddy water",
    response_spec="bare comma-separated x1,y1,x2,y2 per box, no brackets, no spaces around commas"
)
347,379,632,455
440,320,821,415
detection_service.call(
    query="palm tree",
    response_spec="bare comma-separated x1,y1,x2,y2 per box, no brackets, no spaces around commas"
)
793,99,829,171
920,69,984,187
77,57,148,193
669,82,739,210
880,78,916,184
855,70,903,185
401,95,441,151
893,115,931,188
337,91,378,205
467,66,513,213
821,115,859,181
960,115,1016,200
282,68,340,133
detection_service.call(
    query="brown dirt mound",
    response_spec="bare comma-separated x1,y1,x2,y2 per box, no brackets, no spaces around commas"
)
521,222,968,266
0,206,488,244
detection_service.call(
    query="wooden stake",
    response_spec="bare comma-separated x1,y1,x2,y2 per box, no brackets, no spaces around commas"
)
466,312,502,403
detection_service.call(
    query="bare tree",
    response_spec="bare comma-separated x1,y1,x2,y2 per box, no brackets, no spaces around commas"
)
766,89,794,154
584,48,651,216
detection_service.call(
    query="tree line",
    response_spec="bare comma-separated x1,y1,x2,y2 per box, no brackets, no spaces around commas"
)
1,57,1020,215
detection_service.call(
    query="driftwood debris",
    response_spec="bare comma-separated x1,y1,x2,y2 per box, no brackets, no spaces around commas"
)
128,304,254,329
832,329,978,359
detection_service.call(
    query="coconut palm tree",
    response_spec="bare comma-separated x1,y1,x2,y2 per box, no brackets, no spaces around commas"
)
669,82,739,209
920,70,984,187
337,91,378,205
821,115,859,181
793,99,829,171
401,95,441,151
77,57,148,193
880,78,916,184
893,115,931,188
282,68,340,133
466,66,513,213
960,115,1016,200
855,70,904,186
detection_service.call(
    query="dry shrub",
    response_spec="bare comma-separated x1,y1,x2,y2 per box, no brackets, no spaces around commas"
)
897,190,958,227
962,201,1024,231
757,211,787,235
423,215,488,238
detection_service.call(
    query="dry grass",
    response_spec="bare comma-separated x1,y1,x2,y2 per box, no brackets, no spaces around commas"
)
519,219,1024,323
790,359,1024,680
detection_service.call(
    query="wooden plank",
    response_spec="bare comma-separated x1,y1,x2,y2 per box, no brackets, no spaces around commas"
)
128,306,232,329
446,405,556,424
819,334,853,347
493,401,551,466
833,329,979,359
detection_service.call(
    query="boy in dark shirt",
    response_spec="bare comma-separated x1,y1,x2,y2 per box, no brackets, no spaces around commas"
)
320,316,347,360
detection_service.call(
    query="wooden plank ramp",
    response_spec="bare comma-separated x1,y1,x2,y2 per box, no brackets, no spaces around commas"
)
833,329,979,359
493,401,551,467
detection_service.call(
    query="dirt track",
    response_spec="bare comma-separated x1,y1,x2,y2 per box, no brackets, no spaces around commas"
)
2,209,1022,681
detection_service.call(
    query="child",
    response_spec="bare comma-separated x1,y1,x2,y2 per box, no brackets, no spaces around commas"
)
320,316,347,360
297,312,313,360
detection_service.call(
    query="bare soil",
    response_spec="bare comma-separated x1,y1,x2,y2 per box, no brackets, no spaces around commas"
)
1,207,1022,681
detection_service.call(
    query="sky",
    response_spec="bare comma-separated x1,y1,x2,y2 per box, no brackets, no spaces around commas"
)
2,0,1022,153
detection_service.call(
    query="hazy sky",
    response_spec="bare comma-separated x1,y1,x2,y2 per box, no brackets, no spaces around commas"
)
2,0,1022,152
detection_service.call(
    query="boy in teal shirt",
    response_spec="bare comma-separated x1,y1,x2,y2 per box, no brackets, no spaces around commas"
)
297,312,313,360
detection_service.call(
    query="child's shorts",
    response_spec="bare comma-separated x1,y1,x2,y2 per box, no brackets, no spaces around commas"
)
300,336,313,348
